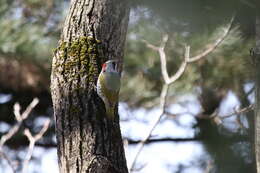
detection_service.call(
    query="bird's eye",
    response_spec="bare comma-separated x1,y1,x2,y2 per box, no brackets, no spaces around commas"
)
112,62,116,69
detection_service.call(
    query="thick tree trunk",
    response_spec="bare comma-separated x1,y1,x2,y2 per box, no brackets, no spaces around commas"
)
255,11,260,173
50,0,129,173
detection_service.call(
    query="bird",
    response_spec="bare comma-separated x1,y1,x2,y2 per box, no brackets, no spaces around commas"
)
97,60,121,119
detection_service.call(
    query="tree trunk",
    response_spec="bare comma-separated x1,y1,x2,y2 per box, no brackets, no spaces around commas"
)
255,11,260,173
50,0,130,172
236,83,256,172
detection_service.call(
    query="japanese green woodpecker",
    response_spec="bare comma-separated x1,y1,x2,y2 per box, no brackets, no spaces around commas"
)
97,60,121,119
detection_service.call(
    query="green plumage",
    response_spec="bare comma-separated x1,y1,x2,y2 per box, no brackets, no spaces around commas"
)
98,71,121,119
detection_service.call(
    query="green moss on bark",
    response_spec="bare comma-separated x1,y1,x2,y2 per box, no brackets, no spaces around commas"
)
53,36,103,90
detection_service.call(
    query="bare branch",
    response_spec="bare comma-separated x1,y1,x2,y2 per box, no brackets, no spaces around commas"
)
0,98,39,173
220,104,254,119
188,15,234,62
0,98,39,148
143,34,190,85
134,14,235,172
167,60,188,84
164,45,190,84
125,137,201,144
198,104,254,124
0,123,21,148
0,151,16,173
130,163,147,172
158,35,170,83
13,103,22,122
34,120,51,141
164,110,194,119
21,98,39,119
141,39,159,51
126,134,248,146
22,119,50,173
246,86,255,97
129,84,169,172
143,14,233,84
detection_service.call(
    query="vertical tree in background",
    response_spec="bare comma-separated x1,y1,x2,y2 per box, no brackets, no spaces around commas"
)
50,0,129,172
255,8,260,172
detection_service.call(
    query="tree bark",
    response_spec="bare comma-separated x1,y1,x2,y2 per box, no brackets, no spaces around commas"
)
236,83,256,172
255,10,260,173
50,0,129,172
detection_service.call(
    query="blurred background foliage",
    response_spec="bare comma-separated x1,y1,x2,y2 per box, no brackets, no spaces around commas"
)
0,0,257,172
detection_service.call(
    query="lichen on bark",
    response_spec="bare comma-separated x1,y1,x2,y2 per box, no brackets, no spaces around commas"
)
52,36,104,91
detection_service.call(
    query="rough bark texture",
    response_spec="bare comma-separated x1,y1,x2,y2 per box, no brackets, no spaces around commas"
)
50,0,129,172
255,11,260,173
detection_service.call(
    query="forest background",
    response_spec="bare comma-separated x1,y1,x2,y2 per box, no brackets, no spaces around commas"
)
0,0,256,173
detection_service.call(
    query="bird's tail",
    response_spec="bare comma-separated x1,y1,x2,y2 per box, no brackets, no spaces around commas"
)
105,104,115,120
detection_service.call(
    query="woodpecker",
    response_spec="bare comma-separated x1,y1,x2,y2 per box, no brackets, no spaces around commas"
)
97,60,121,119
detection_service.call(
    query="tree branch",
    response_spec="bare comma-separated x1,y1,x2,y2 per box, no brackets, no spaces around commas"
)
163,45,189,84
125,137,201,145
0,98,41,173
142,14,233,84
188,15,234,62
129,84,169,172
220,104,254,119
197,104,254,126
0,151,16,173
0,98,39,147
133,15,235,172
22,119,50,173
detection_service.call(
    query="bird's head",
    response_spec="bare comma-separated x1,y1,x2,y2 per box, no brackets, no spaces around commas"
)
102,60,120,73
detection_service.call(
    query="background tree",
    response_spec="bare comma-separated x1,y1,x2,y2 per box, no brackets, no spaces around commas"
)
255,5,260,172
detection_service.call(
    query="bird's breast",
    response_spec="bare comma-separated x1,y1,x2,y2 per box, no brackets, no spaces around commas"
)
103,72,121,91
